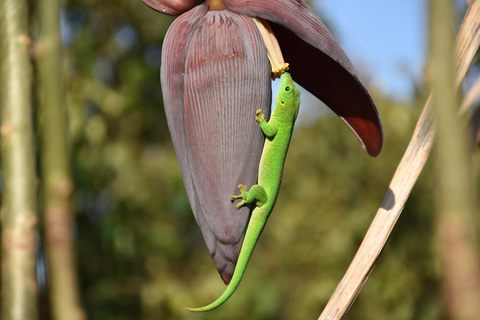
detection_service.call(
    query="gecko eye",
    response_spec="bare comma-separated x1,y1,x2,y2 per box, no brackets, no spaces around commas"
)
285,86,290,92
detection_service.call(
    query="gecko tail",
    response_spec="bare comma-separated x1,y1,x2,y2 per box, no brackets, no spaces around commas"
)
185,242,250,312
186,206,267,312
185,277,240,312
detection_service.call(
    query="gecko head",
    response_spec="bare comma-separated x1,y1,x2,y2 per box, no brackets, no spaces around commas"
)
276,72,301,119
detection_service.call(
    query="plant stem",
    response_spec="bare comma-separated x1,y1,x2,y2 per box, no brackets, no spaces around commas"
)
318,1,480,318
36,0,85,319
429,1,480,319
0,0,39,319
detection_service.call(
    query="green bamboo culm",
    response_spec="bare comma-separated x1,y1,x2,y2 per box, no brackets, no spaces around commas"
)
36,0,85,318
429,1,480,319
0,0,39,319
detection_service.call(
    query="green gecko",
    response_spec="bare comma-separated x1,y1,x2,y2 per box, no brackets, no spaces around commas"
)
186,72,300,312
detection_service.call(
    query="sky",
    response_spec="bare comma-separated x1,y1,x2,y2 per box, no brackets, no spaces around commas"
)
318,0,428,100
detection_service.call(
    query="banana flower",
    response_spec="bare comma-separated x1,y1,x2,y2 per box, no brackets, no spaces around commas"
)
141,0,383,284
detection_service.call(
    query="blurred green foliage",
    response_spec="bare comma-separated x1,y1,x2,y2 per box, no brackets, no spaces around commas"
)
30,0,455,319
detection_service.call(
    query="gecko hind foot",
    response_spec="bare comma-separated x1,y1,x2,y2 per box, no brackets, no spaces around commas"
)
230,184,249,209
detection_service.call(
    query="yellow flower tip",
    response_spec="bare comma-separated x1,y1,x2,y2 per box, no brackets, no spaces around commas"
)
271,63,289,79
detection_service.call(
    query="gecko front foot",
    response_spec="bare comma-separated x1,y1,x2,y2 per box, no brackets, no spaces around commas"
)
255,109,265,124
230,184,248,209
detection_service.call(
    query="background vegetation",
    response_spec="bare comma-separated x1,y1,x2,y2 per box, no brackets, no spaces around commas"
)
1,0,479,319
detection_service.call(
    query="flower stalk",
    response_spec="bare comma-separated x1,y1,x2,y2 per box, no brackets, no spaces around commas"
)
207,0,226,10
253,17,289,79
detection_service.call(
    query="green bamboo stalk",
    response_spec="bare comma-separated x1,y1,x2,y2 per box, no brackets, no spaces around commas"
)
0,0,39,319
429,1,480,319
36,0,85,319
319,2,480,318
